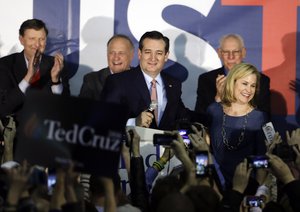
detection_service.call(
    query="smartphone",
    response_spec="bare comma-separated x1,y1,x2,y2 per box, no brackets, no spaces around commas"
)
178,129,191,148
47,172,56,195
262,122,275,145
247,155,269,168
243,196,264,207
153,134,177,146
195,151,209,177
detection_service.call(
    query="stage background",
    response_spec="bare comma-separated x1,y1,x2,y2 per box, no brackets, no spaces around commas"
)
0,0,299,139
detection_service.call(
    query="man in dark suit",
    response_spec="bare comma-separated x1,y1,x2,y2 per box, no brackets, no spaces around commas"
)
101,31,190,130
0,19,69,119
79,34,134,100
195,34,270,115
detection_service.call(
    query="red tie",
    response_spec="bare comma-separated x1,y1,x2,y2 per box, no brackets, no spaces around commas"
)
30,69,40,85
151,79,158,124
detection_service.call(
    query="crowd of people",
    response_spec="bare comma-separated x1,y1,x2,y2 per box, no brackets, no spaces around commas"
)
0,18,299,212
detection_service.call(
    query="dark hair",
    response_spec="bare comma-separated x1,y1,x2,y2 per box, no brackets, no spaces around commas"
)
107,34,134,50
185,185,221,212
150,175,183,211
138,30,169,53
157,192,195,212
89,174,120,197
19,19,48,36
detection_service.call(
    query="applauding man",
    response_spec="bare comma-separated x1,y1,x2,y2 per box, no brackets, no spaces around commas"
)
0,19,69,118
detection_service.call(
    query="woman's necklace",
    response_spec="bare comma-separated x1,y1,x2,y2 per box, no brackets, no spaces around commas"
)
221,109,249,150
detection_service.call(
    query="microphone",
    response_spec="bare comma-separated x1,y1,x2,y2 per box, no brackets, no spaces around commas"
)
147,100,158,113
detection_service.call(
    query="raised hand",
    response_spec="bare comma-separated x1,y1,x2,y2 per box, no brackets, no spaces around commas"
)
50,53,64,83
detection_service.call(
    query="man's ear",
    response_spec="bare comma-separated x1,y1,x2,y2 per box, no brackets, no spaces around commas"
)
241,47,246,59
19,35,24,46
138,49,142,60
164,51,169,62
217,48,222,58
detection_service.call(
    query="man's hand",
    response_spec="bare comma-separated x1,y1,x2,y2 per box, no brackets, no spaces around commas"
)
171,132,188,162
266,132,282,154
292,145,300,171
171,132,197,192
232,159,252,193
286,128,300,146
160,147,174,162
189,125,209,152
6,160,32,206
51,53,64,83
130,129,141,157
50,169,66,210
215,74,226,102
267,153,295,185
136,111,154,128
24,53,37,83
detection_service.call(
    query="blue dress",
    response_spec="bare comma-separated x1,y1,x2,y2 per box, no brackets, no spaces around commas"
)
207,102,268,189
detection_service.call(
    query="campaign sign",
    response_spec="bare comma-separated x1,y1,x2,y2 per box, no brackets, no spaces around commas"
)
15,91,129,178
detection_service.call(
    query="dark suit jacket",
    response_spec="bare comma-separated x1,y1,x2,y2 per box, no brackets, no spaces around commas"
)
195,66,271,115
0,51,70,118
79,67,111,100
101,66,190,130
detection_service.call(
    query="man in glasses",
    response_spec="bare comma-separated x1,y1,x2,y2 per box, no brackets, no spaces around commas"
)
195,34,270,115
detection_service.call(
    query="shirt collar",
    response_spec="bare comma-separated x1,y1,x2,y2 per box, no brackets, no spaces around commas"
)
141,68,162,86
23,53,29,68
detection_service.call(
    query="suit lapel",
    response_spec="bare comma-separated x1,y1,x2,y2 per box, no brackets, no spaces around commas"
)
12,52,27,83
163,75,175,104
159,74,175,128
133,67,151,107
99,68,111,83
96,68,111,94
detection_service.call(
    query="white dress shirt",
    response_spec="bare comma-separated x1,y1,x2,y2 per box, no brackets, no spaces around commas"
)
126,70,167,127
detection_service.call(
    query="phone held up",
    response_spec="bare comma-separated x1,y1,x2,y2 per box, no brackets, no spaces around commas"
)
153,134,177,147
178,129,192,149
243,196,264,208
47,169,56,195
262,122,276,145
153,129,192,148
247,155,269,169
195,151,209,177
262,122,298,162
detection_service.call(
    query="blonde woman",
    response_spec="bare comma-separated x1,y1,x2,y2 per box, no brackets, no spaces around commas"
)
207,63,268,190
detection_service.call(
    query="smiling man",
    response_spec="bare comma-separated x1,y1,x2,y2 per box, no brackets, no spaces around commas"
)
79,34,134,100
101,31,191,130
195,34,270,115
0,18,69,119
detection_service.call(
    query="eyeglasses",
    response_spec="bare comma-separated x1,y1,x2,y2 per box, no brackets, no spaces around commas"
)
221,50,242,57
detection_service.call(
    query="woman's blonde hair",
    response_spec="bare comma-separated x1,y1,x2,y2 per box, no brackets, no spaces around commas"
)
221,63,260,107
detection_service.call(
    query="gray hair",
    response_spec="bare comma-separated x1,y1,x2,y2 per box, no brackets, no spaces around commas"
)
219,34,245,49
